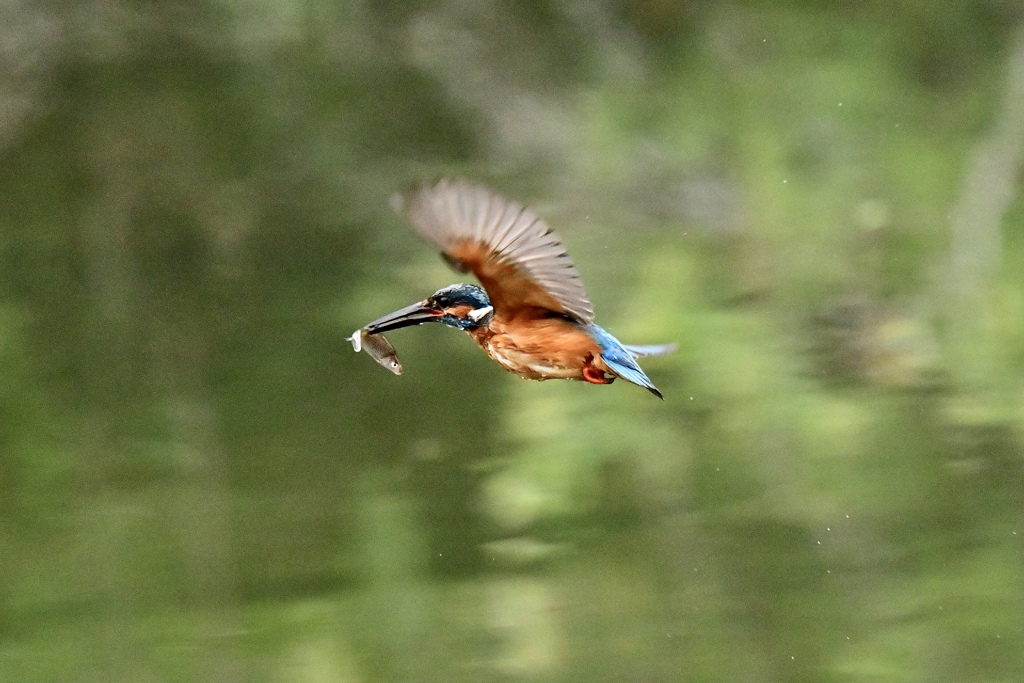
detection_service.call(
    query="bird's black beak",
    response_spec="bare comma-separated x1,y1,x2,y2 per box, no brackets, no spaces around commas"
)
364,299,443,333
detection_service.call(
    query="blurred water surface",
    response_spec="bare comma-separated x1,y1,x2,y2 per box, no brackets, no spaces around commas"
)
2,1,1024,681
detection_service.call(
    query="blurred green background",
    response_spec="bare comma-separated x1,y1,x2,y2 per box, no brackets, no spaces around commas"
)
2,1,1024,681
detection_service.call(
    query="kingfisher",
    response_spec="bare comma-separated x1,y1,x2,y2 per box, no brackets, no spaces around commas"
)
362,179,675,398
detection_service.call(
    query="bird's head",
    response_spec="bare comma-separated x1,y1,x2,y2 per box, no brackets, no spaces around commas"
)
364,283,494,333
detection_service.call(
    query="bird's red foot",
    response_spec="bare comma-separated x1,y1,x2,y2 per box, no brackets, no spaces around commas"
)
582,365,615,385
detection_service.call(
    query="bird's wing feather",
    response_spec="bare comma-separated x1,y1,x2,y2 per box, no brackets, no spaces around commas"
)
393,179,595,323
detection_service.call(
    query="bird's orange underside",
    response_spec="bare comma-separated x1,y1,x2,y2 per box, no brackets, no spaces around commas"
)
469,316,609,382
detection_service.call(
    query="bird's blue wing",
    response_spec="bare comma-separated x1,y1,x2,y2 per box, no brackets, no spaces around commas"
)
587,325,663,399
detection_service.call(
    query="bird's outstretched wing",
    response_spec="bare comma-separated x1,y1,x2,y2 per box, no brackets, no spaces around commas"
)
392,179,595,323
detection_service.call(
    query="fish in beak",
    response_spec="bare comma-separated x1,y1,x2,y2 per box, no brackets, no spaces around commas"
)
347,328,403,375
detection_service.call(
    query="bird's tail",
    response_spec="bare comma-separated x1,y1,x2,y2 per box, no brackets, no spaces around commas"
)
602,354,663,399
622,343,677,358
588,325,666,399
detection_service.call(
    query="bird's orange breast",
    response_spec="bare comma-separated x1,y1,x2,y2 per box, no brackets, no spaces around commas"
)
468,316,607,381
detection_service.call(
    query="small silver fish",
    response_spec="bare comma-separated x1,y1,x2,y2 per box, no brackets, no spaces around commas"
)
347,328,403,375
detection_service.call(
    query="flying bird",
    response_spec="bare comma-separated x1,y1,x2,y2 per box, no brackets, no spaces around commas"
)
362,179,674,397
